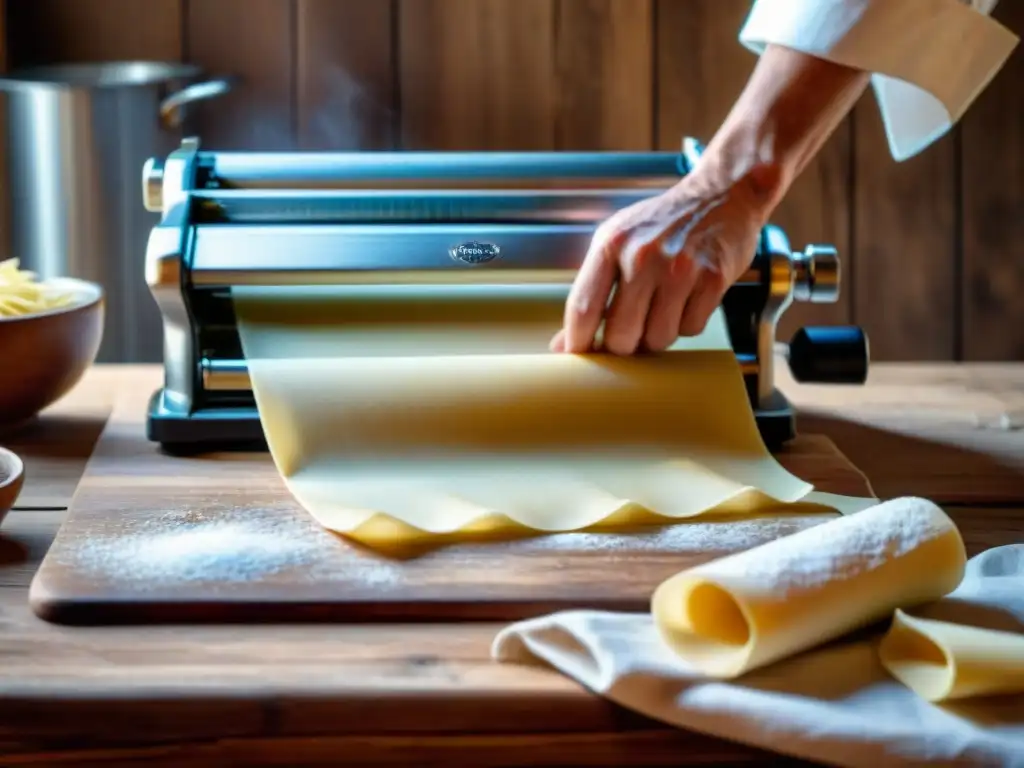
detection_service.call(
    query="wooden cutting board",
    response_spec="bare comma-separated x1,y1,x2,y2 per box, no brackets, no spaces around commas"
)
29,391,874,625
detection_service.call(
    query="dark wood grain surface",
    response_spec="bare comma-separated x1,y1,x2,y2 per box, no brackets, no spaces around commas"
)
555,0,654,151
5,0,182,65
1,364,1023,765
0,366,129,509
962,0,1024,360
780,363,1024,503
852,100,959,361
186,0,294,150
296,0,397,151
398,0,555,150
398,0,659,152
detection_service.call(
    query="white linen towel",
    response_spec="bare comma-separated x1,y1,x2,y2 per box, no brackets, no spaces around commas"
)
493,544,1024,766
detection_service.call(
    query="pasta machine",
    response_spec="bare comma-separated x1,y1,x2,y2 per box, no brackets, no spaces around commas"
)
141,137,869,453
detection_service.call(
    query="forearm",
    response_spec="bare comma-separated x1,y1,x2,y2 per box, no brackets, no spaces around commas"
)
692,44,870,217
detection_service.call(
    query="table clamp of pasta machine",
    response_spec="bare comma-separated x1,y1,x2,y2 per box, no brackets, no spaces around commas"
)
140,136,870,454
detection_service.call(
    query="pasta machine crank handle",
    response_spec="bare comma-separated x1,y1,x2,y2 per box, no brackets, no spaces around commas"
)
781,326,870,384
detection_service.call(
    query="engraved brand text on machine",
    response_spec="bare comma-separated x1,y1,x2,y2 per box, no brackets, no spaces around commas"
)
140,136,870,453
450,242,501,264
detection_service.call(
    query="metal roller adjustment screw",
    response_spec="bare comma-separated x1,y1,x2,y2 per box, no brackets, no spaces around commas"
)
793,245,840,303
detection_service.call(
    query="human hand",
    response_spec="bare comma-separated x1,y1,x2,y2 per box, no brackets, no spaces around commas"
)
549,171,769,355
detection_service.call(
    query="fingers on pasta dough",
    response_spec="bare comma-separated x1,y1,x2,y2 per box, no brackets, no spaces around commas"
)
651,497,967,678
879,608,1024,702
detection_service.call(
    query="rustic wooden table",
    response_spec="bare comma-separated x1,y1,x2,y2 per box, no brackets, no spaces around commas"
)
0,363,1021,766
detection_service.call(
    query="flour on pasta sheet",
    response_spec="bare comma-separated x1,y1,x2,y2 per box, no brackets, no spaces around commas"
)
697,497,953,592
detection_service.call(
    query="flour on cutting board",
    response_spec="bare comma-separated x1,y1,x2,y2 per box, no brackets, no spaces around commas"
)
61,508,405,589
58,503,831,590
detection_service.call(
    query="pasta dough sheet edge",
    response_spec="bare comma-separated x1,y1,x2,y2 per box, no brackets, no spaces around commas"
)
879,608,1024,702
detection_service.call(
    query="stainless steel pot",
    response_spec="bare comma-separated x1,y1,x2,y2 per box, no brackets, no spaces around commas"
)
0,62,232,363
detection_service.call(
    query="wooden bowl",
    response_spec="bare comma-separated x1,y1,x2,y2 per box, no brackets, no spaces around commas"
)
0,446,24,524
0,278,104,434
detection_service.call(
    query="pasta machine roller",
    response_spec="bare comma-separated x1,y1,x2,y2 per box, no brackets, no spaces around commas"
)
142,137,869,453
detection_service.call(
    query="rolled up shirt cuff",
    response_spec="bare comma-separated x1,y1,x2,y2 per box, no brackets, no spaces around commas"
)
739,0,1019,161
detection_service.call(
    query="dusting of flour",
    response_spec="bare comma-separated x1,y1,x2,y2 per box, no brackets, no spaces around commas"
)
694,497,954,592
61,509,404,590
518,517,812,553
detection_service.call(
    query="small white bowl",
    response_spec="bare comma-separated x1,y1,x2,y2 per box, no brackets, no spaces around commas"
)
0,446,25,524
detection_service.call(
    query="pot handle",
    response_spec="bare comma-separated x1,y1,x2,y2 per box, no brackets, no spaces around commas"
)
160,76,236,128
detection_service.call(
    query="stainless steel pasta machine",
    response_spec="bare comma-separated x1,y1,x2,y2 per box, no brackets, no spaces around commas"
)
141,137,869,453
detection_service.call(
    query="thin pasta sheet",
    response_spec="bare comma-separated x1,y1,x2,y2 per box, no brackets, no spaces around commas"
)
879,607,1024,702
233,284,856,548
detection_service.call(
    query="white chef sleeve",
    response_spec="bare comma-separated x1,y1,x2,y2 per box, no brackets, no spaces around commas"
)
739,0,1019,161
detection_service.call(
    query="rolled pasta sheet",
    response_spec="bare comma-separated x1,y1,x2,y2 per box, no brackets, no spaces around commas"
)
651,497,966,678
879,609,1024,702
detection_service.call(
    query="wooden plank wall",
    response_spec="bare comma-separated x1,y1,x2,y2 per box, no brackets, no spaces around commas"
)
3,0,1023,362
